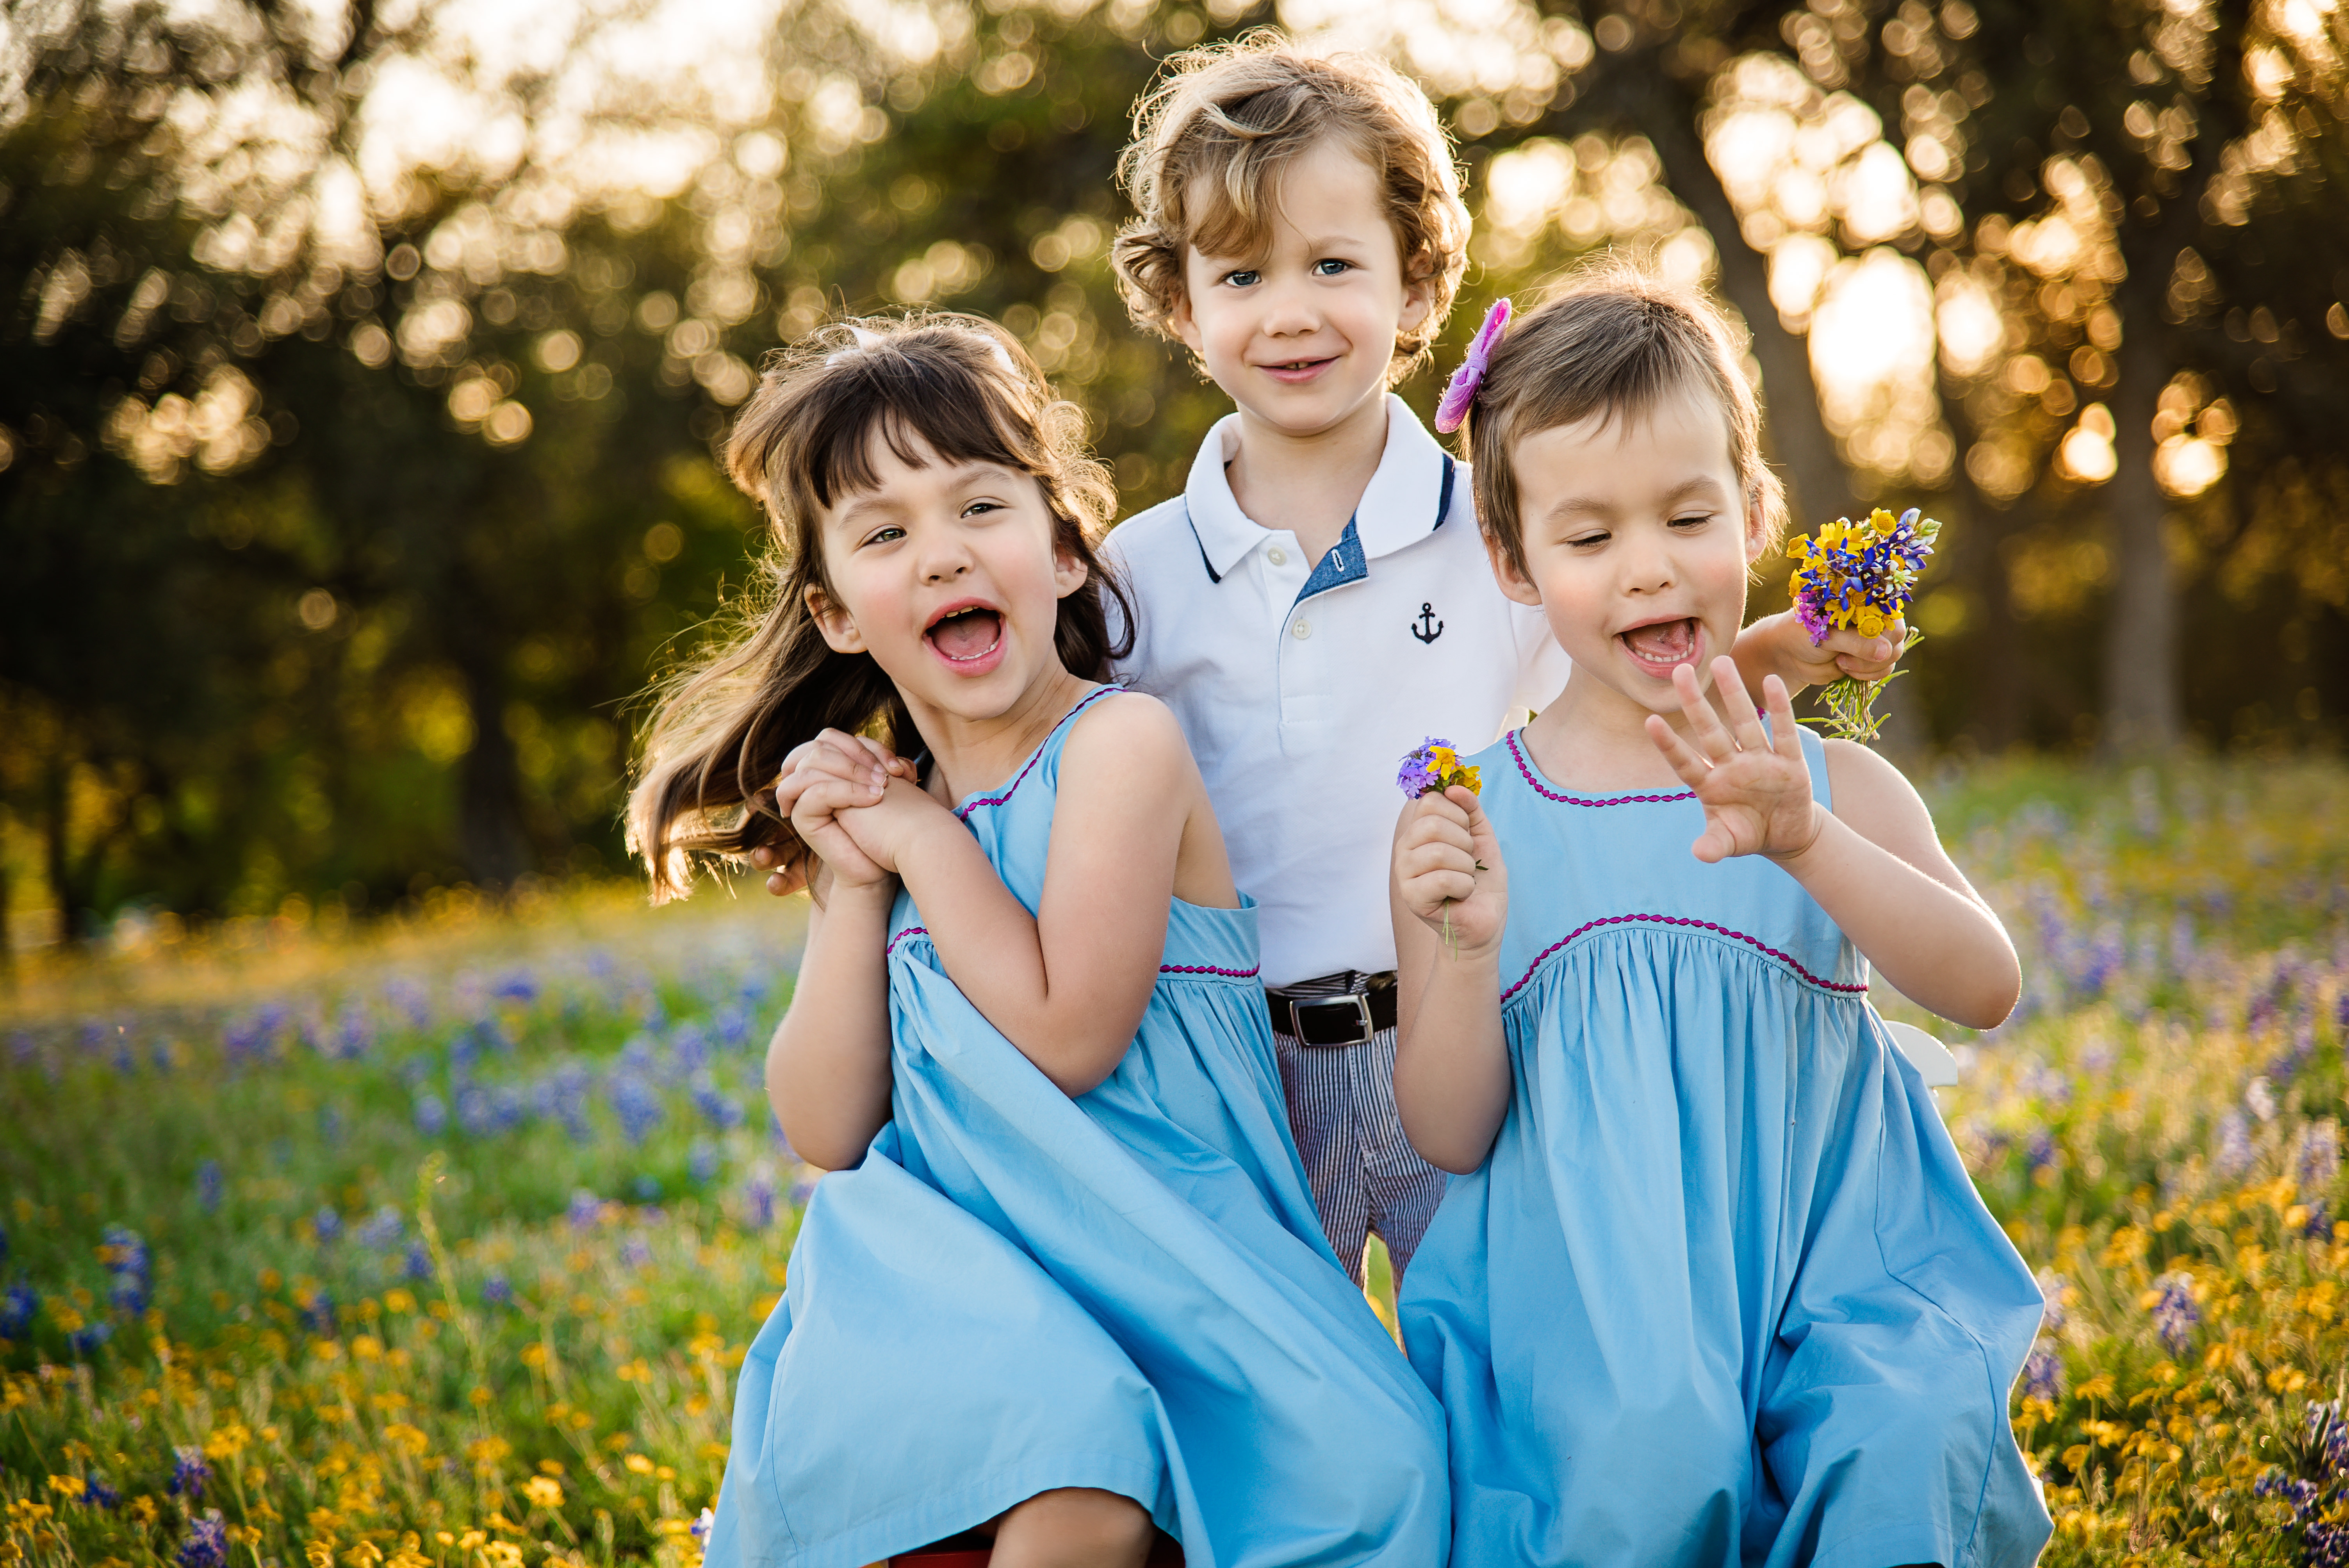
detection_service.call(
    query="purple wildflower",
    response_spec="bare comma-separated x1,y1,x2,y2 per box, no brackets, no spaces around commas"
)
175,1509,227,1568
168,1446,211,1502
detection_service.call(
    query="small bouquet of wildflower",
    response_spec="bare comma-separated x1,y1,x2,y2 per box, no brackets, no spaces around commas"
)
1784,506,1941,743
1399,739,1484,953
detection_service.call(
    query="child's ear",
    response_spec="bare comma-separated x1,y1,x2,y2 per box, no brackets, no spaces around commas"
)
1397,257,1436,339
1486,537,1543,609
1169,289,1203,357
1051,537,1089,599
1743,487,1769,563
805,582,865,654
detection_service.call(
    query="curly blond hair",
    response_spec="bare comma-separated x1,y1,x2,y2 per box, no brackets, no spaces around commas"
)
1111,32,1471,381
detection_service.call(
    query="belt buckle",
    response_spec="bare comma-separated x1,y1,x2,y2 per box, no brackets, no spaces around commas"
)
1294,992,1374,1046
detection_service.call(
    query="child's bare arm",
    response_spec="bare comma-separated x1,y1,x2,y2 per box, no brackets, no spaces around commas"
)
766,873,896,1169
763,732,907,1169
833,696,1214,1096
1390,789,1513,1174
1646,658,2020,1030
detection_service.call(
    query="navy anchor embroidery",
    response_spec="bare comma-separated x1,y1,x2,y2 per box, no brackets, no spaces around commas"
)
1412,602,1444,644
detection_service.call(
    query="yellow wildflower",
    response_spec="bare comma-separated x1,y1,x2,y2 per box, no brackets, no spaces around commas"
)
523,1477,564,1511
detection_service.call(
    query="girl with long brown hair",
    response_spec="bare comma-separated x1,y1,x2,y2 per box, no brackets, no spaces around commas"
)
628,314,1445,1568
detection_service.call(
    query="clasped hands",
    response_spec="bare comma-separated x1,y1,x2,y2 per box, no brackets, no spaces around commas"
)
754,730,937,896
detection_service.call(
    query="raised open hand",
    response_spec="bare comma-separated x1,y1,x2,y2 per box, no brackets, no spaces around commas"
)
1392,785,1509,958
1643,657,1824,865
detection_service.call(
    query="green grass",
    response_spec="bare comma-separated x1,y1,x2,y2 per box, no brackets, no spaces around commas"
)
2,755,2346,1568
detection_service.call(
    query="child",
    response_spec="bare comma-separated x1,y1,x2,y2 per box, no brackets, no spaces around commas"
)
1102,36,1903,1285
1388,273,2051,1568
630,314,1448,1568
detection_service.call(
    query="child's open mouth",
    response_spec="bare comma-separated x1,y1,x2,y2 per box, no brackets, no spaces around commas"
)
1618,617,1701,677
925,603,1005,667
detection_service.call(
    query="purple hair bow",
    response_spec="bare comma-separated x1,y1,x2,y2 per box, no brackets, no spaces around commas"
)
1433,298,1512,435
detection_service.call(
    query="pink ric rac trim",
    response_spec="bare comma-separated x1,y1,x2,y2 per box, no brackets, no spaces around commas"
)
1500,912,1868,1005
1506,731,1695,806
888,926,1255,980
953,686,1123,821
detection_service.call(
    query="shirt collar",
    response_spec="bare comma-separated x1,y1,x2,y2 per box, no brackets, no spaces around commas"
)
1182,394,1450,580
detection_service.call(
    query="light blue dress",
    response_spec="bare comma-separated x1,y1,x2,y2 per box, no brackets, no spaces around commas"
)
1401,728,2050,1568
708,687,1450,1568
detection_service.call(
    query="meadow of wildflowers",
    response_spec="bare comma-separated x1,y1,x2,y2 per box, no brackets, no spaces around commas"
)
1,755,2345,1568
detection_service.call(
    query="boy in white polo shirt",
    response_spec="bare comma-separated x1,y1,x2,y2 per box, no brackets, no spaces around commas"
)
1104,37,1901,1284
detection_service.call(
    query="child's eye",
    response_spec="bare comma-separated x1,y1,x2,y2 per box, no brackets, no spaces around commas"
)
861,524,906,548
1566,530,1610,549
1312,258,1352,277
1222,268,1260,288
961,500,1003,519
1670,513,1713,530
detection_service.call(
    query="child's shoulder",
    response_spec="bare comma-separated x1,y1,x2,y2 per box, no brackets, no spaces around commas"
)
1062,686,1190,770
1101,493,1193,568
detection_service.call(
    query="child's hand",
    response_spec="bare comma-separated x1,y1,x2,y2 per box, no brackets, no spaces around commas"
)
1736,608,1904,693
1392,785,1508,958
1645,657,1825,865
775,729,916,890
826,772,957,880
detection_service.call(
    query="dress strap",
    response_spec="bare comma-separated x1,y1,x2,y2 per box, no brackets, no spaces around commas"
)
951,685,1124,821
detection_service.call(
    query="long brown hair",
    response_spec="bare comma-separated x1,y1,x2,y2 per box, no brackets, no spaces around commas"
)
626,313,1132,902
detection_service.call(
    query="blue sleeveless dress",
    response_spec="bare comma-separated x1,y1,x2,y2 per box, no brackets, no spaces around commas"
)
707,688,1450,1568
1400,728,2049,1568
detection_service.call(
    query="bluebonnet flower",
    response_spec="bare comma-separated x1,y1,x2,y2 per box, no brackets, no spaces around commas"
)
716,1006,752,1050
568,1190,604,1229
386,978,431,1030
492,971,540,1005
483,1275,513,1310
168,1445,211,1501
313,1206,344,1245
2308,1203,2335,1240
2025,1132,2057,1172
0,1223,8,1266
692,1072,745,1132
196,1160,223,1212
300,1289,337,1337
67,1320,112,1355
319,1104,344,1147
2216,1110,2256,1180
2301,1122,2340,1196
0,1282,36,1338
690,1142,721,1185
356,1206,405,1251
2150,1272,2198,1356
611,1073,663,1144
176,1509,228,1568
414,1092,449,1137
631,1174,663,1204
2022,1344,2064,1402
743,1176,776,1231
331,1003,376,1062
83,1475,121,1510
9,1030,35,1066
102,1225,151,1317
672,1023,709,1076
536,1061,594,1143
456,1085,497,1137
404,1241,435,1282
621,1236,653,1270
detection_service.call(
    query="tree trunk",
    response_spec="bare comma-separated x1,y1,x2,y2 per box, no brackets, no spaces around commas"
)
1620,61,1857,527
454,652,534,889
2098,128,2219,755
1938,379,2029,747
2099,296,2177,754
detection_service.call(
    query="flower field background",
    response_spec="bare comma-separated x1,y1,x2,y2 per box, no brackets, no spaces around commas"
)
2,755,2346,1568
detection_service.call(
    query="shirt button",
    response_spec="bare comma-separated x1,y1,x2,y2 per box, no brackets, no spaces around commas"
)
1267,547,1287,567
1292,618,1312,640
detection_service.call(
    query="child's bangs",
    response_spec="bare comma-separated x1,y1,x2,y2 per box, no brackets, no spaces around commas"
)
794,352,1041,515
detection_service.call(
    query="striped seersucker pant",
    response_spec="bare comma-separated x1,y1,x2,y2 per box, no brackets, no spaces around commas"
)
1271,1025,1450,1286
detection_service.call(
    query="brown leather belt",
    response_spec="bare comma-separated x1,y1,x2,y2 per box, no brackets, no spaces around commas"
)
1265,971,1398,1046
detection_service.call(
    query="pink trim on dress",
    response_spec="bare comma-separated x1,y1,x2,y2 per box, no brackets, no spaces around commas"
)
1506,731,1695,807
953,686,1124,821
1500,912,1868,1004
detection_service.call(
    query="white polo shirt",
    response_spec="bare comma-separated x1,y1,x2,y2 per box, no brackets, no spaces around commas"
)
1106,394,1569,988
